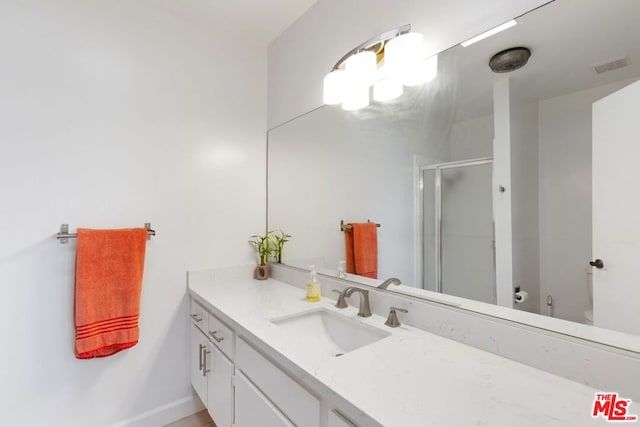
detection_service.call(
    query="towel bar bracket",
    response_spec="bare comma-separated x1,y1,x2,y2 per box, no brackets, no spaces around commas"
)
59,224,70,244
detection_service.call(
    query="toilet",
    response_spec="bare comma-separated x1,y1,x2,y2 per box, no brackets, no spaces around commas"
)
584,269,593,325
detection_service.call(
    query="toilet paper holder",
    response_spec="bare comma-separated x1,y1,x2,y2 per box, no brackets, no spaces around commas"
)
514,286,529,304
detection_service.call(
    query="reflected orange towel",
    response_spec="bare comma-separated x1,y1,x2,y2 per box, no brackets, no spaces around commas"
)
74,228,148,359
344,222,378,279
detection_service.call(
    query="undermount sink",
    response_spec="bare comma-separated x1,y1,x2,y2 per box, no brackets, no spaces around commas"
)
271,308,391,357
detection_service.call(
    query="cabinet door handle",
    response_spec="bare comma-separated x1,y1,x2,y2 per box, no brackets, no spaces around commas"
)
209,330,225,343
191,314,203,322
198,344,205,371
202,348,211,376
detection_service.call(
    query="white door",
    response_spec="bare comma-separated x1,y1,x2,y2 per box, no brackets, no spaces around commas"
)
207,342,234,427
592,80,640,335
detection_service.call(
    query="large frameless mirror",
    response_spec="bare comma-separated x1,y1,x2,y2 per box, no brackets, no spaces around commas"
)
268,0,640,350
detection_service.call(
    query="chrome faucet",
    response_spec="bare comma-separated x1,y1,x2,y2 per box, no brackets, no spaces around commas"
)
343,287,372,317
377,277,401,290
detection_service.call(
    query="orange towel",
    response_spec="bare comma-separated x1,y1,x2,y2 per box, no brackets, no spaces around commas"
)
74,228,148,359
344,222,378,279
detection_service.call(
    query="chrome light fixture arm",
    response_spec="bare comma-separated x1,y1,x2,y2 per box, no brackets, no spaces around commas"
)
331,24,411,71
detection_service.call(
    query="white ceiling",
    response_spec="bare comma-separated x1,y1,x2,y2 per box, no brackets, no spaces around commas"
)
439,0,640,120
167,0,318,45
219,0,318,43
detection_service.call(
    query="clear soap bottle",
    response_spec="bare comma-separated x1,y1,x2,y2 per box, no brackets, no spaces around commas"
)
337,260,346,278
305,265,321,302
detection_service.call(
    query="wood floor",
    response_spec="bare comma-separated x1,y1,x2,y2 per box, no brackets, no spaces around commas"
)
163,410,215,427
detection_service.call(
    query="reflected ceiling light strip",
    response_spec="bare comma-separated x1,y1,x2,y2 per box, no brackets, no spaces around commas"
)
460,19,517,47
323,24,439,110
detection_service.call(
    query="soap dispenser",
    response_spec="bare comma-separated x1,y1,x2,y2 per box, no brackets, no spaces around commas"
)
337,261,346,278
305,265,321,302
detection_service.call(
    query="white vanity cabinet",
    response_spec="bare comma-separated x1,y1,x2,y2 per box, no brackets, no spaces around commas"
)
190,301,234,427
190,323,209,405
235,337,321,427
190,298,360,427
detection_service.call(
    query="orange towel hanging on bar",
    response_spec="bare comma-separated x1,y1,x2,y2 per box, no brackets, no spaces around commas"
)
344,222,378,279
74,228,148,359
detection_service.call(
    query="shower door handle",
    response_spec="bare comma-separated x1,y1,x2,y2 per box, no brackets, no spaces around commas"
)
589,259,604,269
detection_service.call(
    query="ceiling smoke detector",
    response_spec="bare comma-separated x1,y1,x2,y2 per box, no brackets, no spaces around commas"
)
489,47,531,73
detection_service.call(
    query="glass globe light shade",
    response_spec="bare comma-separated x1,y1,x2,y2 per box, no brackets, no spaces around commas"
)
341,85,370,111
384,32,424,78
344,50,377,88
323,69,346,105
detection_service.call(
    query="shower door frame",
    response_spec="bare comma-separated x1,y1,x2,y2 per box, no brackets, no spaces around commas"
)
420,157,496,301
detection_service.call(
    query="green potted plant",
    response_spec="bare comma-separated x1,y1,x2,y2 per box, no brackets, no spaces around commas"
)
271,229,292,264
249,231,274,280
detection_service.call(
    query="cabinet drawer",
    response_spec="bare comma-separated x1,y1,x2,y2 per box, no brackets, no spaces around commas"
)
236,338,320,427
207,313,234,358
190,300,208,332
234,370,294,427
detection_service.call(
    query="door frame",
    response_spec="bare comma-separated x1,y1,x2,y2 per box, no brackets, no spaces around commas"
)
418,157,495,301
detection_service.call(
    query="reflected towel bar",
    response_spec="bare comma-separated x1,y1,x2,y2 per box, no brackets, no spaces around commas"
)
340,219,381,232
57,223,156,244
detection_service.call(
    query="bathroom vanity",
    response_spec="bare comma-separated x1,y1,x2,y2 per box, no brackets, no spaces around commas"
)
188,266,613,427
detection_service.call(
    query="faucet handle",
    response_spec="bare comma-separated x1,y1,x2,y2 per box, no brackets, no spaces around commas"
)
384,307,408,328
332,289,348,309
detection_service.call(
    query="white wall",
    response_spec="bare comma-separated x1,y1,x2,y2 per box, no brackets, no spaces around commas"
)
510,93,541,314
493,79,515,308
537,80,632,323
449,114,493,161
268,0,551,128
0,2,266,426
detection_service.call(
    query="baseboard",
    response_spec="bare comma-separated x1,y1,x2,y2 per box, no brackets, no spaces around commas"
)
110,394,205,427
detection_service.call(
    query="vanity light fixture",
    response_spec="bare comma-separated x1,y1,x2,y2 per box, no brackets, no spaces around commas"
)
323,25,438,110
460,19,517,47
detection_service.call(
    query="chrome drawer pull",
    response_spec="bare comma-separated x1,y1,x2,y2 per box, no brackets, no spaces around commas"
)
209,330,225,343
198,344,205,371
203,348,211,376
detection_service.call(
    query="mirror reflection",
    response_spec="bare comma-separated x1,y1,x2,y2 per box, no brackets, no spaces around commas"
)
267,0,640,338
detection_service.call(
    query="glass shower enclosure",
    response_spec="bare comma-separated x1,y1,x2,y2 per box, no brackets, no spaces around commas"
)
421,158,496,304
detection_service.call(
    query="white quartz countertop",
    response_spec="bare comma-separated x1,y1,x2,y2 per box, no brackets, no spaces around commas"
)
188,273,617,427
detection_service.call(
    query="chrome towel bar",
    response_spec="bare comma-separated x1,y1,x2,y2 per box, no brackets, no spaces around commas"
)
57,223,156,244
340,219,381,232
